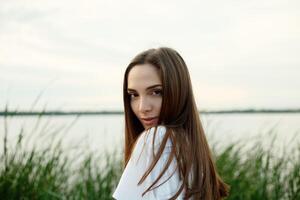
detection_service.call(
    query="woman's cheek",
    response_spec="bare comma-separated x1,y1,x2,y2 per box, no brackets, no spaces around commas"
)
130,100,138,115
155,97,163,109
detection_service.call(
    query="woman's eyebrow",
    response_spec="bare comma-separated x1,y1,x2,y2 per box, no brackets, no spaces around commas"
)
127,89,136,92
146,84,162,90
127,84,162,92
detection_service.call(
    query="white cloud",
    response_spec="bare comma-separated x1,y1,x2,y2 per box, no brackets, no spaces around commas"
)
1,0,299,110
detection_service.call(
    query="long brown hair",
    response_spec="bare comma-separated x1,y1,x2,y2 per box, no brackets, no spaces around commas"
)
123,47,229,199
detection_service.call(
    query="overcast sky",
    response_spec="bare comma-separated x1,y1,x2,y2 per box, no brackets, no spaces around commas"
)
0,0,299,111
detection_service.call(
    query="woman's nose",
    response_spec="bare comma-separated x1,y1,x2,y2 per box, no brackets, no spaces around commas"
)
139,97,151,113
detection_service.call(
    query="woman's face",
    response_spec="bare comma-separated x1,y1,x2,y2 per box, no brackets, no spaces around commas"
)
127,63,163,130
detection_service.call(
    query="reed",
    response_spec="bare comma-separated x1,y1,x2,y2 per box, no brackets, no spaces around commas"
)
214,135,300,200
0,109,122,199
0,113,299,199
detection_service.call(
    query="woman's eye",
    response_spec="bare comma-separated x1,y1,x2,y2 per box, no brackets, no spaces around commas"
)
152,90,162,96
128,93,138,99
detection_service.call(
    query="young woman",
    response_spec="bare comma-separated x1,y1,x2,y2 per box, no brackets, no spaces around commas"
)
113,47,229,200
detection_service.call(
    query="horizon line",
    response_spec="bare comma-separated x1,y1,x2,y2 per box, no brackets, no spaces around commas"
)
1,108,300,116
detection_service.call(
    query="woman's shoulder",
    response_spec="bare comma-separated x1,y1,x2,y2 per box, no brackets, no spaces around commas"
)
113,125,182,200
136,125,172,153
145,125,167,138
141,125,167,142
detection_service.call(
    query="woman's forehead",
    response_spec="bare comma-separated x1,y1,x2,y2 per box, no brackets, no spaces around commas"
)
127,64,162,90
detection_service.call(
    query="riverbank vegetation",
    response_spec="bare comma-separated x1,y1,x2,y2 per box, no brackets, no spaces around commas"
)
0,114,299,199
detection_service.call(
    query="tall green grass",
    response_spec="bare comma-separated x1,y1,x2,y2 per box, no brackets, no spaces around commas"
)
214,131,300,200
0,110,122,200
1,113,299,199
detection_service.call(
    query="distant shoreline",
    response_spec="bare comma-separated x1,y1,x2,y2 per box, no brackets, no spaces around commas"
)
1,109,300,116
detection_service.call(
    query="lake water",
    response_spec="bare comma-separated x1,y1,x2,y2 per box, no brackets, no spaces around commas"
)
1,113,299,156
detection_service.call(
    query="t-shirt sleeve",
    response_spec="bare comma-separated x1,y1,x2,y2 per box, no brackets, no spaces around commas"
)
112,126,184,200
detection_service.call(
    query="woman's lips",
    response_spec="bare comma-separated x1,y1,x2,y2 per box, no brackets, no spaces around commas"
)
141,117,158,126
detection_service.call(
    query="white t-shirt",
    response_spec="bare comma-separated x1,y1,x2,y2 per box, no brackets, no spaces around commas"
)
113,125,185,200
